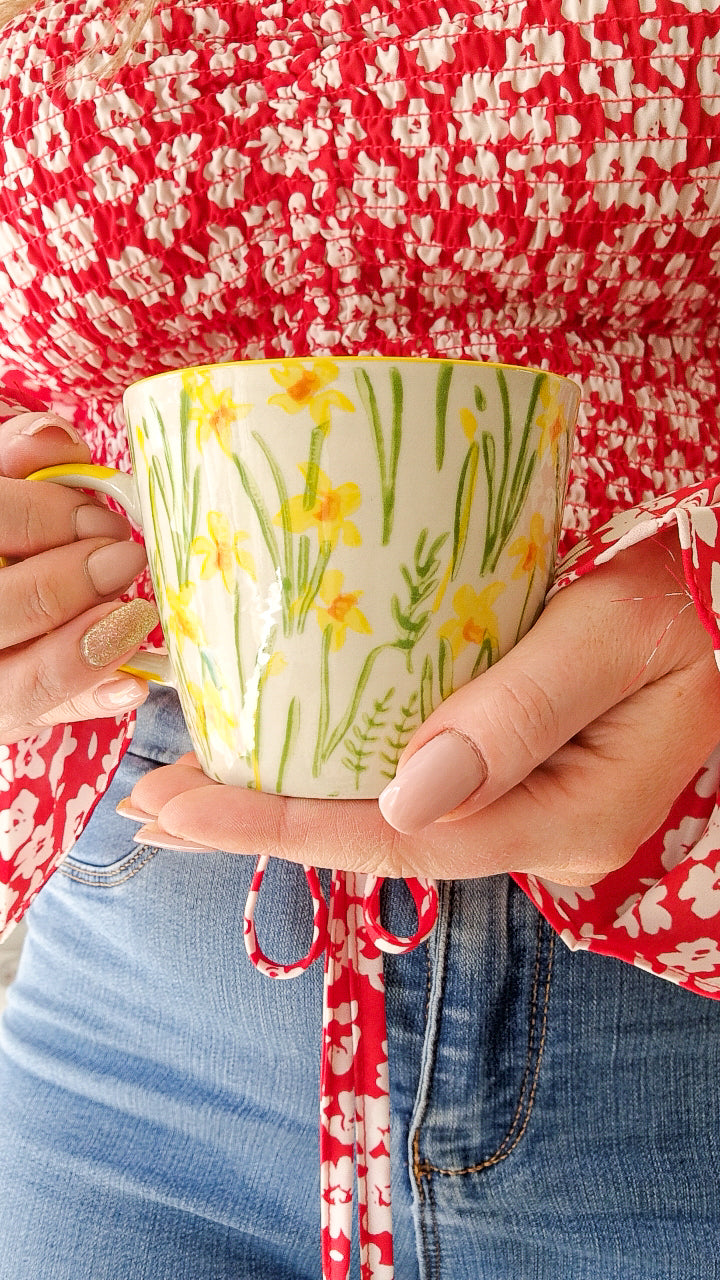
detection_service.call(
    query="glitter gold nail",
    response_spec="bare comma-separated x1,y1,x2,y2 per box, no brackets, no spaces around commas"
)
80,599,160,669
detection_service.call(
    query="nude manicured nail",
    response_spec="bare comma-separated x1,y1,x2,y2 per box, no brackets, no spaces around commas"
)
133,822,215,853
116,795,155,821
74,504,131,541
378,732,488,833
85,540,147,595
94,677,147,712
80,599,159,668
18,413,83,442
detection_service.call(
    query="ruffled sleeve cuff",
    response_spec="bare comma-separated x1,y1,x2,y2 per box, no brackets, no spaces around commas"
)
512,476,720,997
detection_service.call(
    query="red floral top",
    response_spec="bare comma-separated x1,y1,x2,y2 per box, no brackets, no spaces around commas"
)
2,0,720,996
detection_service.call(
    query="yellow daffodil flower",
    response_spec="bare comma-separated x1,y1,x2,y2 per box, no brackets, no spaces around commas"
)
438,581,505,658
165,583,205,646
267,358,355,425
191,511,256,593
313,569,372,650
536,382,569,463
182,370,251,455
508,513,549,579
279,467,362,548
186,678,237,753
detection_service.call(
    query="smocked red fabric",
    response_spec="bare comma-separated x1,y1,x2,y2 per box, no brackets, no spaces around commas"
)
1,2,720,981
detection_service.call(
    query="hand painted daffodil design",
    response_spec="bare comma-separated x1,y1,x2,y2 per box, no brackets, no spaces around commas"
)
165,584,206,646
508,513,550,579
190,511,256,593
279,467,362,549
182,370,252,455
186,677,238,753
438,581,505,658
267,358,355,426
459,407,478,441
133,423,148,463
313,569,372,650
536,382,569,464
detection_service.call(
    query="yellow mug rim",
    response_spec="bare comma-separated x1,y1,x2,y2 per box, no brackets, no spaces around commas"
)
123,354,581,396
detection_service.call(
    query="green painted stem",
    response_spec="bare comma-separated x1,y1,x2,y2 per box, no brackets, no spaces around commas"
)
296,540,332,633
435,362,453,470
319,642,391,768
303,419,330,510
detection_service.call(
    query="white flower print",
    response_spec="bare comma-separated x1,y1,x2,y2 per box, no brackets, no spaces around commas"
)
321,1090,355,1142
61,783,100,851
146,52,201,122
662,814,715,872
560,0,609,18
0,789,39,862
8,814,55,880
450,73,510,145
13,732,53,780
42,199,98,272
406,8,467,71
2,139,33,191
677,862,720,920
698,33,720,113
93,89,151,150
26,99,72,173
203,147,251,208
658,939,720,974
690,506,720,550
321,1156,354,1205
326,1032,355,1078
558,928,592,953
0,221,38,288
86,147,138,205
0,746,12,793
613,883,672,937
136,177,191,248
352,154,407,228
391,99,431,152
537,879,596,913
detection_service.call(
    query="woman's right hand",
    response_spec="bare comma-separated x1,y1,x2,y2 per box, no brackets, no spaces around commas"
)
0,408,159,745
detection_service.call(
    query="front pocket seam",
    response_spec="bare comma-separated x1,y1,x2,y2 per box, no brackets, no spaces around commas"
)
416,922,555,1180
58,845,159,887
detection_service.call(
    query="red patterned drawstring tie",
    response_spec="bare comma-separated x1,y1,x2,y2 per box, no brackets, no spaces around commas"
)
244,858,438,1279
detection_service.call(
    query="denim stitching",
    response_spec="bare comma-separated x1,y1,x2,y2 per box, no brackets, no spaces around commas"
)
58,844,159,887
415,916,555,1183
411,878,454,1280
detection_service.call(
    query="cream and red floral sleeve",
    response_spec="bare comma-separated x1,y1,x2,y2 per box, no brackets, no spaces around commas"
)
513,476,720,997
0,381,137,941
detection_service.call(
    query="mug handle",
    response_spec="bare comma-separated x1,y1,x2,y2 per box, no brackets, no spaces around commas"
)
27,462,174,687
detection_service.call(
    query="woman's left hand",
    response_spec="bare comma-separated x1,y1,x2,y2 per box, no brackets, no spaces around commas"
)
129,528,720,886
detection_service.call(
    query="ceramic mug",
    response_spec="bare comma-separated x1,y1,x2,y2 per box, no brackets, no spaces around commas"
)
32,357,579,797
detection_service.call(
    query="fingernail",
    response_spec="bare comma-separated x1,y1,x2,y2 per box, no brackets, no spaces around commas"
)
80,598,159,668
378,732,487,833
116,795,155,821
86,540,147,595
94,677,147,712
74,504,131,541
133,822,215,853
18,413,83,443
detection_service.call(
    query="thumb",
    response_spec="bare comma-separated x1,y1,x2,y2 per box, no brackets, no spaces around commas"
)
0,411,91,478
377,535,696,834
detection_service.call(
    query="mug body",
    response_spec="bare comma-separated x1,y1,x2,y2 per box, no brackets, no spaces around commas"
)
123,357,579,796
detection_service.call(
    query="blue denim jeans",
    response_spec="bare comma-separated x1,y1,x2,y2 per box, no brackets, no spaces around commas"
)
2,685,720,1279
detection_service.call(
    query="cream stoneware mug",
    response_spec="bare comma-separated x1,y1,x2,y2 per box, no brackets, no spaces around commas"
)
32,357,579,797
